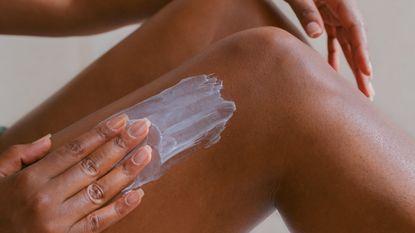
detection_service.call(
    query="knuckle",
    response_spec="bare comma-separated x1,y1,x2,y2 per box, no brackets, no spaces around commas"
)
114,136,127,149
80,158,100,177
86,183,105,205
114,198,129,216
95,124,113,141
121,161,137,177
30,191,53,213
65,139,85,157
86,214,101,233
37,221,56,233
301,7,317,18
15,171,35,187
32,192,52,208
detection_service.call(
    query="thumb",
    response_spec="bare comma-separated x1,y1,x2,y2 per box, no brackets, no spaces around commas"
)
0,134,51,177
285,0,324,38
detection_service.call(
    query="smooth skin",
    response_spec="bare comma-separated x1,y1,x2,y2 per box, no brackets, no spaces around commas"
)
3,27,415,233
0,0,171,36
1,0,411,233
0,115,152,233
0,0,371,146
284,0,374,98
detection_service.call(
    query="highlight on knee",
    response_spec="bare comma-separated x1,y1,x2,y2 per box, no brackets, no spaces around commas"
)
224,27,305,60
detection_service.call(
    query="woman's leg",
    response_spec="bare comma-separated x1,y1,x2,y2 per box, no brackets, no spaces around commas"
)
0,0,305,146
3,27,415,232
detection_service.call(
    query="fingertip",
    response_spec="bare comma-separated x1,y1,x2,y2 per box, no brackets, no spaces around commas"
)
106,114,129,132
30,134,52,153
306,21,323,38
31,133,51,145
368,81,376,101
357,48,373,76
132,145,152,166
365,60,373,78
143,118,152,128
21,134,52,162
125,189,144,206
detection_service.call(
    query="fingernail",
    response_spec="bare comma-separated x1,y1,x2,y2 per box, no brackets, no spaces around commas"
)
132,145,152,165
365,51,373,76
368,61,373,78
107,114,128,131
368,81,376,101
125,189,144,206
32,134,51,145
128,118,151,138
306,22,322,38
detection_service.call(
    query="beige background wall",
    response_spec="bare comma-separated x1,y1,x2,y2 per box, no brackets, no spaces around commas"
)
0,1,413,232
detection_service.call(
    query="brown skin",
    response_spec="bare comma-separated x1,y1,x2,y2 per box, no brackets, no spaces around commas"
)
1,0,411,232
0,0,370,146
0,0,308,144
3,26,415,232
0,0,171,36
0,115,152,233
285,0,374,98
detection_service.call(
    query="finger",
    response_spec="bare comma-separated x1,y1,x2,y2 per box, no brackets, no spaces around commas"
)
337,29,374,99
68,189,144,233
285,0,324,38
0,134,51,177
325,24,340,71
335,0,372,76
33,114,128,178
337,28,354,70
64,146,151,220
337,29,367,95
51,119,151,198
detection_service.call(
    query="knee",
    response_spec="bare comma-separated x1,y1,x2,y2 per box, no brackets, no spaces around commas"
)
217,27,336,102
223,27,308,64
220,27,328,85
208,26,347,131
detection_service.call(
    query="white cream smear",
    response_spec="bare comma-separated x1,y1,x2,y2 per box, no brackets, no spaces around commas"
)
113,74,236,191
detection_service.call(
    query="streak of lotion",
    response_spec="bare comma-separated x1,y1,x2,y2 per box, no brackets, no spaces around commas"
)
115,74,236,191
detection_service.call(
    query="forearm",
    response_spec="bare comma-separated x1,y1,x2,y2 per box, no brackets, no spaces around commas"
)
0,0,171,36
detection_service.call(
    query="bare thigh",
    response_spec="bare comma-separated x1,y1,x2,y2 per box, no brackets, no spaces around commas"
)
3,2,415,233
0,0,305,146
7,27,412,233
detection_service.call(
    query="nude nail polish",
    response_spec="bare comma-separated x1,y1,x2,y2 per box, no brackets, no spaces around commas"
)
132,145,152,165
107,114,128,131
128,118,151,138
126,189,144,205
32,134,51,145
306,22,322,38
368,61,374,78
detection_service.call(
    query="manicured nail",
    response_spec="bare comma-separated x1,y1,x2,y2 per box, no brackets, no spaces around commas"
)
32,134,51,145
132,145,152,165
364,51,373,76
368,61,373,78
125,189,144,206
107,114,128,131
368,81,376,101
128,118,151,138
306,22,322,38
